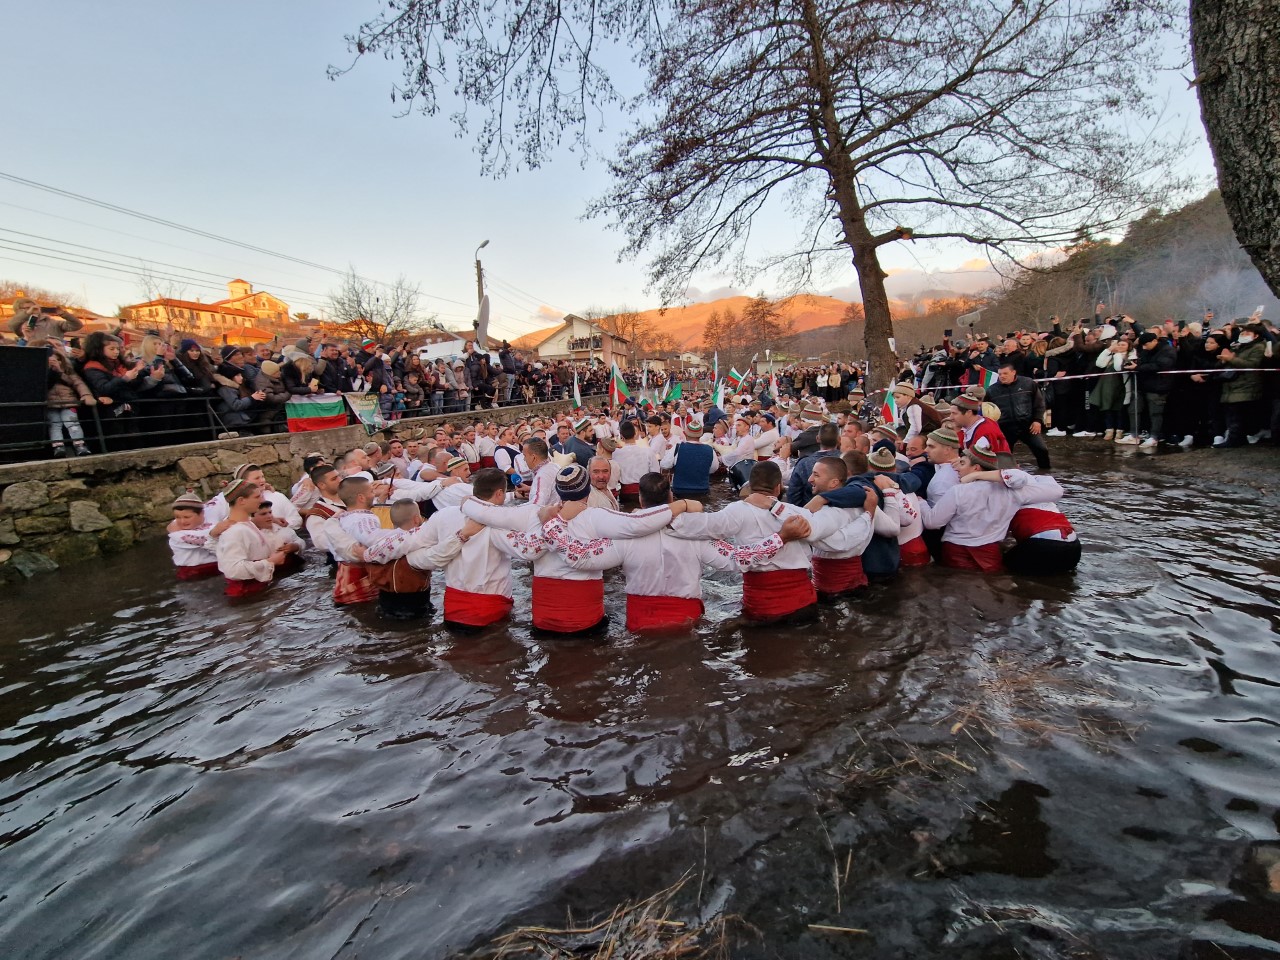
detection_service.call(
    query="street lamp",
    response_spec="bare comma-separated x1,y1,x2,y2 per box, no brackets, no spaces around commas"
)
474,239,489,307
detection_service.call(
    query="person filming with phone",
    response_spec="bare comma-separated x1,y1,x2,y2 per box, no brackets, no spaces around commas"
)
6,297,85,345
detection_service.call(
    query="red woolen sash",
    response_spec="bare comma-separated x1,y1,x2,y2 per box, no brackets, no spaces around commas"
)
480,456,497,469
899,536,931,567
444,586,514,626
532,576,606,632
940,541,1005,573
811,555,867,595
224,577,269,597
177,562,219,581
1009,508,1074,542
333,562,379,605
742,568,816,620
619,483,640,497
626,594,704,631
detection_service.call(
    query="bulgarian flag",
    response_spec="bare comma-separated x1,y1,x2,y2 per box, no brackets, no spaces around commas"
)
663,381,683,402
286,394,347,432
880,391,899,425
976,367,998,390
608,361,631,407
725,367,745,390
573,371,582,409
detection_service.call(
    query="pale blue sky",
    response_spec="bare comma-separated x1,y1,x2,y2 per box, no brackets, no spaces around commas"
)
2,2,1216,339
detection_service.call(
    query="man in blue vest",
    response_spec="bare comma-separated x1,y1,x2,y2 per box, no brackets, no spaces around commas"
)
662,421,720,497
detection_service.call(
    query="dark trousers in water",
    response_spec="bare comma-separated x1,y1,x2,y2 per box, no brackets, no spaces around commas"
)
923,527,945,563
378,591,434,620
1004,538,1081,576
1002,422,1051,470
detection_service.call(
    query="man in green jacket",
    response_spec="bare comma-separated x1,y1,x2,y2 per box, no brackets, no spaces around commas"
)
1215,323,1270,448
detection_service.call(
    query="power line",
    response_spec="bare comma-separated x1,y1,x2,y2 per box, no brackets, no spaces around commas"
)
0,172,480,310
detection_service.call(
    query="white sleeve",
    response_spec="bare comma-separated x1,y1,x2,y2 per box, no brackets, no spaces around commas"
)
794,503,850,542
323,516,361,561
392,478,445,502
1005,470,1064,505
813,512,874,554
460,497,541,532
583,505,672,539
905,404,923,441
917,489,955,530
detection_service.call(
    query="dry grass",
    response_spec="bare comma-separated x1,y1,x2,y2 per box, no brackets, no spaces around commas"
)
462,876,748,960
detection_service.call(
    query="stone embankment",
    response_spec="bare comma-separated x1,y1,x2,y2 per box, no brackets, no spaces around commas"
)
0,399,579,581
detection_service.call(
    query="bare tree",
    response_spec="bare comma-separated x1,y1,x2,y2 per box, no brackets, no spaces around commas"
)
337,0,1188,387
1190,0,1280,298
326,267,429,344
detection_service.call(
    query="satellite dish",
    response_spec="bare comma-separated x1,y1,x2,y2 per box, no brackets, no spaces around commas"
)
475,295,490,345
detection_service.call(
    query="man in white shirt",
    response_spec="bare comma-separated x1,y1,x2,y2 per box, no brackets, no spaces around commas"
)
611,419,660,499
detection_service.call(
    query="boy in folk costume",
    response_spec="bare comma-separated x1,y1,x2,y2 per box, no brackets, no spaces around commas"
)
462,464,680,634
328,477,383,605
168,491,218,580
611,420,660,500
541,472,810,632
211,480,290,597
805,457,878,599
948,391,1011,456
918,441,1064,573
251,500,305,572
668,460,852,623
867,448,929,567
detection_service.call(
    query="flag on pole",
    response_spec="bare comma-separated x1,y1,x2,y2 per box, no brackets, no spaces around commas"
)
880,391,899,425
573,370,582,409
726,367,744,390
711,379,724,409
976,367,998,390
608,361,631,407
663,381,683,402
769,373,779,399
712,351,719,385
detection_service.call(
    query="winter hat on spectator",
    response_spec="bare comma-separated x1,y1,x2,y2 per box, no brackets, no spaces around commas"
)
867,448,898,471
683,421,703,438
1207,332,1232,351
260,360,280,377
801,399,826,424
891,381,916,400
361,338,377,350
981,401,1002,422
179,338,200,353
555,464,591,501
965,439,999,469
927,426,960,449
1138,332,1160,347
220,345,242,361
170,490,205,510
920,394,937,407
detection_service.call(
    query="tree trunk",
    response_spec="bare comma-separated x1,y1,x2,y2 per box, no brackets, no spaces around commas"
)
1190,0,1280,297
853,245,896,392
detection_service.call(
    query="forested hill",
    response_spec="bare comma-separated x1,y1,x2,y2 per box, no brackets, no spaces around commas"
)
983,190,1280,330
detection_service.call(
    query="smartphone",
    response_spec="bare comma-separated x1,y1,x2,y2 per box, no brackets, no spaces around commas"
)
41,305,59,314
944,328,953,338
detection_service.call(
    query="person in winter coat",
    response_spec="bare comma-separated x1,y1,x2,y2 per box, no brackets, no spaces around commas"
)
403,371,426,414
213,361,266,435
172,339,217,395
1215,324,1270,447
253,360,290,433
41,342,95,456
281,354,321,396
1088,336,1131,440
79,332,164,446
1129,332,1177,448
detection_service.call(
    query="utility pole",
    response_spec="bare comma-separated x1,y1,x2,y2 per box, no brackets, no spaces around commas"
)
474,240,489,308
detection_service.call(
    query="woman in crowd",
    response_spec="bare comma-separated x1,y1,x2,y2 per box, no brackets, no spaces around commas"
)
80,331,165,446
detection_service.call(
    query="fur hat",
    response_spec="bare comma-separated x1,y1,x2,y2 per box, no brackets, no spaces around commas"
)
981,401,1002,422
965,439,999,469
867,448,898,471
927,425,960,449
555,464,591,501
259,360,280,377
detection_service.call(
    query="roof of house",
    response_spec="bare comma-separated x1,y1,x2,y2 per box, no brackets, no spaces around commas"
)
124,298,257,319
510,323,564,351
214,291,289,307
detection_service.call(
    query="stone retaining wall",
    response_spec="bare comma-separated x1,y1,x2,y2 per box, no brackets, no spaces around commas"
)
0,398,584,581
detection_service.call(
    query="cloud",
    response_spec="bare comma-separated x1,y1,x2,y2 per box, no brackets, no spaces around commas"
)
684,285,745,303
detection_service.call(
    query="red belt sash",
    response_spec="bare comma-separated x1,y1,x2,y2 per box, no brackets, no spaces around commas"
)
479,456,497,469
532,576,605,632
334,561,379,605
444,586,513,626
224,577,269,597
619,483,640,497
742,568,816,620
626,594,704,631
811,556,867,595
899,536,931,567
940,541,1005,573
177,562,219,581
1009,508,1074,542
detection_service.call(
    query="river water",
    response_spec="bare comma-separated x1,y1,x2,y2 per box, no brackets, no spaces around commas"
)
1,447,1277,959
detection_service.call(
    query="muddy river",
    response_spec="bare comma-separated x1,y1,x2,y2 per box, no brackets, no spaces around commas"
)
1,447,1277,959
